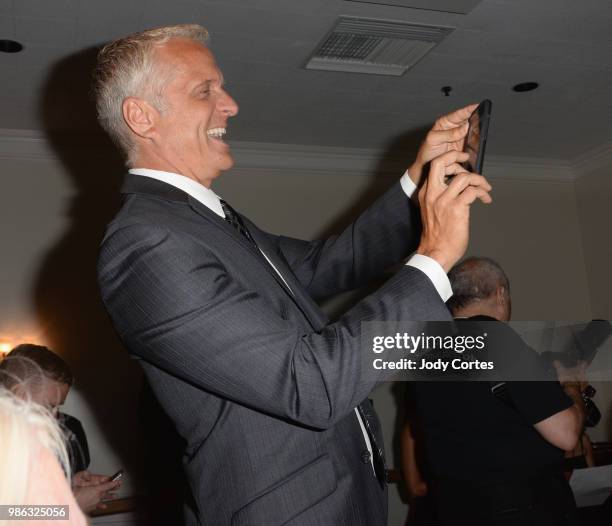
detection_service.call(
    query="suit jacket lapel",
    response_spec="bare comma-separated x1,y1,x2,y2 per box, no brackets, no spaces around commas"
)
188,199,329,331
120,175,320,327
244,219,329,331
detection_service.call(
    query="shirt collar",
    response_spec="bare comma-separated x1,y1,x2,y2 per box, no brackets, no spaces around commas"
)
128,168,225,218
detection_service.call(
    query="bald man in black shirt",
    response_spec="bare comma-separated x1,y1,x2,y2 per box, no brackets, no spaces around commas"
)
402,257,583,526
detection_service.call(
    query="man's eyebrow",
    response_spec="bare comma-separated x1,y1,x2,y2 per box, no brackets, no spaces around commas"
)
196,80,213,88
192,77,225,90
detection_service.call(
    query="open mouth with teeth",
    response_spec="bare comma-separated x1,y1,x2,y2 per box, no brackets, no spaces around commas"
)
207,127,227,142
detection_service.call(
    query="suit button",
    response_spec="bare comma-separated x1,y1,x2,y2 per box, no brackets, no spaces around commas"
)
361,450,371,464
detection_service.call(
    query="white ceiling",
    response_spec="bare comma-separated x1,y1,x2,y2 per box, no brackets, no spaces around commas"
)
1,0,612,159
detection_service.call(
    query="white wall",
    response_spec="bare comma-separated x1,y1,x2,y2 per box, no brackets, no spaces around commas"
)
0,134,609,525
575,158,612,319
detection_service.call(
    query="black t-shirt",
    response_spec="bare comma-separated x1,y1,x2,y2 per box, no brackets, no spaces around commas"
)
58,412,90,475
407,317,573,484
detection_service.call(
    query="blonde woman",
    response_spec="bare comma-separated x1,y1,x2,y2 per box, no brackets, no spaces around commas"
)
0,388,88,526
0,346,122,513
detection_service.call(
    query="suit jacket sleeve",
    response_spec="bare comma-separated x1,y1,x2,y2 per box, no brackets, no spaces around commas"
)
272,181,422,301
99,220,450,430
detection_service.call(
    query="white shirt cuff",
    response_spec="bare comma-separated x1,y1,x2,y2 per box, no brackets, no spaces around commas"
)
406,254,453,302
400,170,417,198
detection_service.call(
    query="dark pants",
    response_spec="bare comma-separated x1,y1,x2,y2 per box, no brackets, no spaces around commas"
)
577,498,612,526
406,496,440,526
431,472,579,526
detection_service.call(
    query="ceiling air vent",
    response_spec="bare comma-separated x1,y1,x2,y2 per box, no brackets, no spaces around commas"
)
305,17,454,76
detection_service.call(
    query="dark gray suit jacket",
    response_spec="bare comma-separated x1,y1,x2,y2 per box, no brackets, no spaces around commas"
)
97,174,451,526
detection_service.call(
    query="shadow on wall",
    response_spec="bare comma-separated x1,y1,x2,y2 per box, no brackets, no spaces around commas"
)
318,126,427,321
32,45,146,485
313,127,427,247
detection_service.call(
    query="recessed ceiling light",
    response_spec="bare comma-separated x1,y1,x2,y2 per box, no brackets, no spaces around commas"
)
512,81,539,93
0,39,24,53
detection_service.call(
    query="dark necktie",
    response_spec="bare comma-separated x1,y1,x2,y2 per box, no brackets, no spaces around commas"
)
220,198,292,293
219,199,255,245
357,403,388,487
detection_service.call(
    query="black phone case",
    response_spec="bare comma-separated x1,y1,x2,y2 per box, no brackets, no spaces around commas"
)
474,99,492,174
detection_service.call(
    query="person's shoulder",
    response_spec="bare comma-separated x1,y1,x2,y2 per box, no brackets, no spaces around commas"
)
460,315,522,342
57,411,84,431
101,191,197,250
115,190,190,226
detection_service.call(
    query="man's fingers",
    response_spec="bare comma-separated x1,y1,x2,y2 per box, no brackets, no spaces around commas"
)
434,103,478,129
427,123,469,148
430,150,470,174
427,151,470,191
444,163,468,176
457,186,492,206
424,152,492,209
445,172,492,198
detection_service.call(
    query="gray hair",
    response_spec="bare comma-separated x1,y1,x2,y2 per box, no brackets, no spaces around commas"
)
93,24,209,165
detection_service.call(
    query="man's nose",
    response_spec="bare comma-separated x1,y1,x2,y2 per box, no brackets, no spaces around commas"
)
219,89,239,117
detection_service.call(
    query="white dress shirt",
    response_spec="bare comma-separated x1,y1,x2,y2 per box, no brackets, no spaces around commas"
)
129,167,453,472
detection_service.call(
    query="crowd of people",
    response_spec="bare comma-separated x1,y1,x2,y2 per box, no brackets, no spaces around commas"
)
1,21,608,526
0,345,121,523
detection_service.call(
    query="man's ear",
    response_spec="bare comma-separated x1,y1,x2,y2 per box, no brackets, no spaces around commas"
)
496,286,506,305
122,97,158,139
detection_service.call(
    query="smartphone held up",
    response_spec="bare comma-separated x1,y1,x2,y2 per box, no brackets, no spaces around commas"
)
462,99,492,175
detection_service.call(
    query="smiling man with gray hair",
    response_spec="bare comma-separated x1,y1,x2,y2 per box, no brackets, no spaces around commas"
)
95,23,491,525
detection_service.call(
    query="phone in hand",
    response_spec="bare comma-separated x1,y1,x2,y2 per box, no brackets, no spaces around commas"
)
110,469,124,482
462,99,492,174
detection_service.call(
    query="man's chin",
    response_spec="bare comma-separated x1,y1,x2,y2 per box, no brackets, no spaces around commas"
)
201,160,234,185
219,154,235,172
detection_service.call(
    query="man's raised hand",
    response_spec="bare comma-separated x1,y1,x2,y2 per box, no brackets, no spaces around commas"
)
416,150,492,272
408,103,478,186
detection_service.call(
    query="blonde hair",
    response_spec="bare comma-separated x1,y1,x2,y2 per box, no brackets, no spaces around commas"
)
0,388,70,513
93,24,209,165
